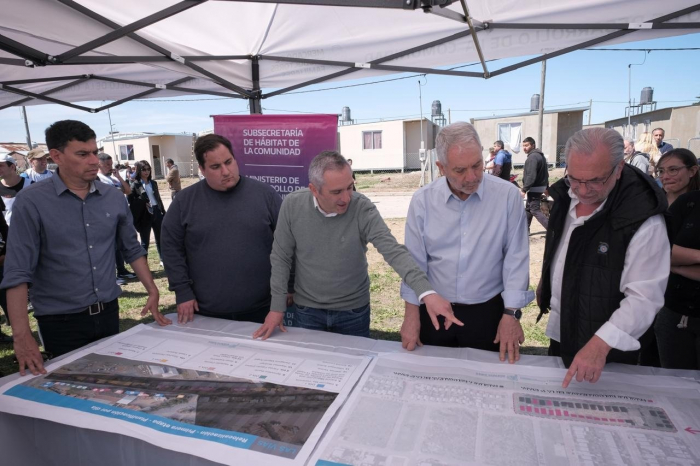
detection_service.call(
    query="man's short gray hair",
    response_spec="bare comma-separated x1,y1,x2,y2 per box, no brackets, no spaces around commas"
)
623,137,635,146
308,150,349,188
564,128,624,167
435,122,482,165
97,152,112,162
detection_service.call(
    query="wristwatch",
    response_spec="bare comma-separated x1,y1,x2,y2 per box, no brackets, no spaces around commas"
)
503,309,522,320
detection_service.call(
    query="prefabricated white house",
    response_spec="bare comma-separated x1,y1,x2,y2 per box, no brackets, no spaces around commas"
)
337,118,441,172
97,132,198,179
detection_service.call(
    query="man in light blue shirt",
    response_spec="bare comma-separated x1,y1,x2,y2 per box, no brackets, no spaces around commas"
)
400,122,534,363
492,140,512,181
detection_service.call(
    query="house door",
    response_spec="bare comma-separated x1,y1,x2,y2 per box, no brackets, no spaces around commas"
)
151,145,163,178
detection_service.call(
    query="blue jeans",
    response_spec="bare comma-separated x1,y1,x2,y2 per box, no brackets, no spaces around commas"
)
293,303,370,337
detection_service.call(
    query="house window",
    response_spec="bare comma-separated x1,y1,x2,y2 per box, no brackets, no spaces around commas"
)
119,144,134,161
362,131,382,150
497,122,522,151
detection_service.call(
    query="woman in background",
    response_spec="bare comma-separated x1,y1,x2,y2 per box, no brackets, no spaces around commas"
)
654,149,700,369
128,160,166,265
636,132,661,175
656,148,700,206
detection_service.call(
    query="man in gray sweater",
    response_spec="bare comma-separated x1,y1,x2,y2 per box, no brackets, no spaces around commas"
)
253,151,463,339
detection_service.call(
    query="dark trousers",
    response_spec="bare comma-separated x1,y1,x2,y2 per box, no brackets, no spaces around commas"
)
548,339,561,357
0,266,8,327
419,294,504,351
137,208,163,260
35,299,119,358
115,246,129,276
525,192,549,230
197,305,269,324
655,307,700,370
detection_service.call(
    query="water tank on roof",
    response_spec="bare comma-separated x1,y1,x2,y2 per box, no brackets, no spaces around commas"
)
531,94,540,112
431,100,442,117
640,87,654,105
341,106,351,122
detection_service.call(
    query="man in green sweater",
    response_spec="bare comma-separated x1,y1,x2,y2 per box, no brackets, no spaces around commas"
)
253,151,463,339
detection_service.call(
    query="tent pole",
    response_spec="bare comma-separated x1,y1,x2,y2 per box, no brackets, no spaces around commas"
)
21,107,32,148
459,0,489,77
537,61,546,154
250,56,262,114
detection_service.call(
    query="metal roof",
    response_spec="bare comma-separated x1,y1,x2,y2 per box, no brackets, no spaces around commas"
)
470,106,589,122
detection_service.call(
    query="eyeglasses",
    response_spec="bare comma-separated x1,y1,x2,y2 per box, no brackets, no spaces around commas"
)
142,168,151,171
564,166,617,190
655,165,688,177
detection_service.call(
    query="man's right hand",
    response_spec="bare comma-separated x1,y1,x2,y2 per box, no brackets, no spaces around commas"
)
14,333,46,376
422,294,464,331
252,312,286,340
177,299,198,324
401,303,422,351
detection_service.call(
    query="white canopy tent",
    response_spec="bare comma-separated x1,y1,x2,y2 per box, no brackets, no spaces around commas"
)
1,0,699,114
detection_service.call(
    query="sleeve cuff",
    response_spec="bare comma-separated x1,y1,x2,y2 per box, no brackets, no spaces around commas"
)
418,290,436,303
501,289,535,310
0,270,32,291
400,281,420,306
174,286,196,305
595,322,641,352
270,295,287,313
123,246,147,265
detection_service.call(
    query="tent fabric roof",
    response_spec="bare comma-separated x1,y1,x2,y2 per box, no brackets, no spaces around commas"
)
1,0,699,112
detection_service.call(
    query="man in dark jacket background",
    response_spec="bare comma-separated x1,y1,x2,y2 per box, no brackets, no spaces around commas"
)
520,137,549,230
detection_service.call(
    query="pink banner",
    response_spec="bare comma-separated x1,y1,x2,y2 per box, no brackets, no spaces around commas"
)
212,114,338,198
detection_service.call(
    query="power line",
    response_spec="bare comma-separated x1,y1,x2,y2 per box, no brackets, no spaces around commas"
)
583,47,700,52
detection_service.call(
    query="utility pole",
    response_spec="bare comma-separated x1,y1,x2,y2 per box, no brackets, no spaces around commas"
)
537,61,546,151
448,108,451,125
21,107,32,148
588,99,592,126
107,107,118,158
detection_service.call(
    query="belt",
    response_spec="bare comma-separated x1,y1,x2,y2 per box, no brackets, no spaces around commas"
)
35,299,117,322
86,301,106,316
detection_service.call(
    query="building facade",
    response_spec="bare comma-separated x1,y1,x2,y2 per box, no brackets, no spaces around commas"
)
97,133,198,179
337,118,440,171
471,107,587,166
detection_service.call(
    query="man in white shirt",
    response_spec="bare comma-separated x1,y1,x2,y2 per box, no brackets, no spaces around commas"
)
400,122,533,363
22,148,54,183
0,154,31,225
537,128,670,388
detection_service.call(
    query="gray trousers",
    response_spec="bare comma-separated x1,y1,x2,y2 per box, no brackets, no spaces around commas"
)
526,192,549,230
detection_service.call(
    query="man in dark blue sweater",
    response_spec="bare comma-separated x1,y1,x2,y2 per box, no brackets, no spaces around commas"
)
161,134,284,324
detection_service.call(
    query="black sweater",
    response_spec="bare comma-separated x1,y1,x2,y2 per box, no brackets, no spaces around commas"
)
160,177,282,315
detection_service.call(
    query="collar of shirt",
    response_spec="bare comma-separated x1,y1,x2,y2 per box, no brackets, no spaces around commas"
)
567,188,607,221
52,168,99,196
439,174,485,204
312,196,337,217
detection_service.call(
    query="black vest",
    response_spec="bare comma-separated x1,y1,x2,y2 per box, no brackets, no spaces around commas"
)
539,165,668,366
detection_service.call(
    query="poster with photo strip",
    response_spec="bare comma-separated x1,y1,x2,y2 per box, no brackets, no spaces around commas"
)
0,325,371,466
